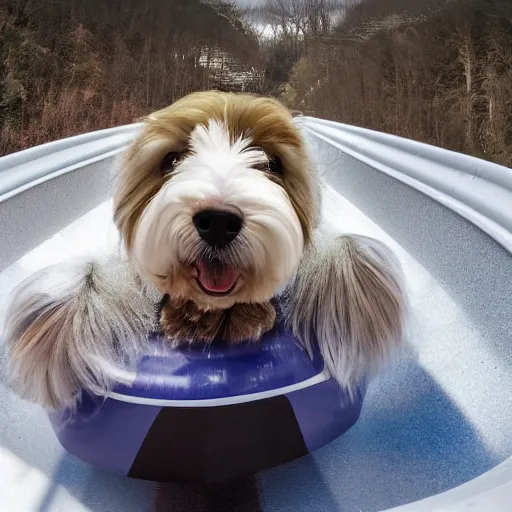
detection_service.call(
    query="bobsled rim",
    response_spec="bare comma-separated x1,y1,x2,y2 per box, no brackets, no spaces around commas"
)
107,369,331,407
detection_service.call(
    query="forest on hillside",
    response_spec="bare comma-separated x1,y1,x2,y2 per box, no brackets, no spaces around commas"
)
1,0,512,168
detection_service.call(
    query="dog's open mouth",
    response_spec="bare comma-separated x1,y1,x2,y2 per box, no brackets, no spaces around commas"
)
195,259,240,296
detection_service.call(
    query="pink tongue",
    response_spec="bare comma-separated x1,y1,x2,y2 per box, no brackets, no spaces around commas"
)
197,261,239,293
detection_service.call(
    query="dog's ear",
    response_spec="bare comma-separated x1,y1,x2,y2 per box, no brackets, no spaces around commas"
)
275,145,321,246
4,258,157,409
113,134,173,252
283,234,408,397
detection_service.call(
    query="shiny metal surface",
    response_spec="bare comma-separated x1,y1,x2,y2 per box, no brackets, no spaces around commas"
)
1,120,512,511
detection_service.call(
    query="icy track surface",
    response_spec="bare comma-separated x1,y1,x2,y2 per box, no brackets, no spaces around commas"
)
1,134,512,512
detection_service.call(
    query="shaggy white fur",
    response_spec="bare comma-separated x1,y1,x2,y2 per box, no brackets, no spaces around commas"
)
133,120,304,301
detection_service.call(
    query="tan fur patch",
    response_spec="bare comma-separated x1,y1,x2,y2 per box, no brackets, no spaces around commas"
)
11,305,71,409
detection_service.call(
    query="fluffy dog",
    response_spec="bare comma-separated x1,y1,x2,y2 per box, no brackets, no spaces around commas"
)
3,91,407,409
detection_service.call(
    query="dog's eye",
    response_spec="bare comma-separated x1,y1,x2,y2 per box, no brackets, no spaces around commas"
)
268,156,283,176
161,152,181,174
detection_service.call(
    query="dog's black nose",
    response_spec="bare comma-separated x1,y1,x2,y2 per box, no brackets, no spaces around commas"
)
193,209,243,248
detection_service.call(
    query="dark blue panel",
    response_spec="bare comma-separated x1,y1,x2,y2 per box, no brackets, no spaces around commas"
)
287,380,365,452
49,393,161,475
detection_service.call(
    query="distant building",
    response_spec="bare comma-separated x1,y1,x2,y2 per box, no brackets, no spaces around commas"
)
199,48,264,92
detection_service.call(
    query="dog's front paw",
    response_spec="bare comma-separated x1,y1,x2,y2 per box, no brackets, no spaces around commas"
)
161,299,225,343
161,299,276,344
220,302,276,343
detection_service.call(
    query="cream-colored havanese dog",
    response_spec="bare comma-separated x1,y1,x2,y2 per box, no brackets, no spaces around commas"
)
4,91,407,409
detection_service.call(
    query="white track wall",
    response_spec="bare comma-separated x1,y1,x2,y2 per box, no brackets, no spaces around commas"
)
1,118,511,512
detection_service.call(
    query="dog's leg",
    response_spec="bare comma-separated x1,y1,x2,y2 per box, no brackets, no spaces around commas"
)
219,302,276,343
160,297,226,343
3,257,158,409
161,299,276,344
283,234,408,395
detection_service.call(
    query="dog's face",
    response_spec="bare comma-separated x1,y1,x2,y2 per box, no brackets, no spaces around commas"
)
114,91,319,310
